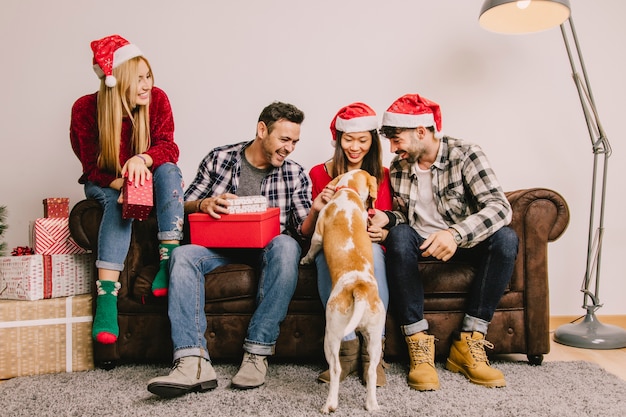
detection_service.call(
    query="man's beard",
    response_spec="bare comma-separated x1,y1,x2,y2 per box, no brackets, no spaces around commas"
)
399,149,419,164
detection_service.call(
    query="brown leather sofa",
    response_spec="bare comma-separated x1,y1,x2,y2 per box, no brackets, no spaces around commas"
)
69,188,569,369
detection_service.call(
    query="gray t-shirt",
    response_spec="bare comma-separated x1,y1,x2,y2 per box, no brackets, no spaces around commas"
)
238,155,270,196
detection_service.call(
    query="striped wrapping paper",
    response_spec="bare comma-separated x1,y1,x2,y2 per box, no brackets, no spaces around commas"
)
0,254,95,300
29,217,88,255
0,294,94,379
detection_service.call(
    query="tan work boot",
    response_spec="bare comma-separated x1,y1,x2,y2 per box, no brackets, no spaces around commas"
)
445,331,506,387
405,332,440,391
317,338,360,383
231,352,268,389
360,337,387,387
147,356,217,398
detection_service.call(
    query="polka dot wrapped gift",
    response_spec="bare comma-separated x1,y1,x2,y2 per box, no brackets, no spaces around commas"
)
122,176,153,221
43,198,70,218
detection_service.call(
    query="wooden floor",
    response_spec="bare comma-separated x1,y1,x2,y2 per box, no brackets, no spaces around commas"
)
497,315,626,381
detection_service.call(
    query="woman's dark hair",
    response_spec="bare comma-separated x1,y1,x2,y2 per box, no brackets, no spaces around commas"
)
331,129,384,183
258,101,305,133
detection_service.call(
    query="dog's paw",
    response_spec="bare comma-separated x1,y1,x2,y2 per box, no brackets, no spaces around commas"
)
365,399,380,412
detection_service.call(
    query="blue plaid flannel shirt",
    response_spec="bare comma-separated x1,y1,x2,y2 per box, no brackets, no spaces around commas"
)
184,141,312,238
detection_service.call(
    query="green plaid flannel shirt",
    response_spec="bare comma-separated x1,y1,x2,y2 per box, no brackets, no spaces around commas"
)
388,136,511,248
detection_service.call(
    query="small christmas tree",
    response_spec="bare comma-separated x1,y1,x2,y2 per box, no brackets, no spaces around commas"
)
0,205,7,256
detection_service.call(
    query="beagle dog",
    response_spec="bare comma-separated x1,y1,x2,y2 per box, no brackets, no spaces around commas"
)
301,169,386,413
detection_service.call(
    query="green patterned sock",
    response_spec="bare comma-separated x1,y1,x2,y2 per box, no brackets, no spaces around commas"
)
152,243,178,297
92,280,121,344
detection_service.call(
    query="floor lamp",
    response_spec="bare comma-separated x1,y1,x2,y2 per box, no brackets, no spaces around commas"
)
478,0,626,349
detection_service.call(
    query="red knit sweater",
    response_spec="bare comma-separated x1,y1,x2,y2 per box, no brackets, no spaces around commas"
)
308,163,393,211
70,86,179,187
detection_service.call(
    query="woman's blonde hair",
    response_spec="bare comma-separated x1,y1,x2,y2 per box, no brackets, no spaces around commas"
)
96,56,152,175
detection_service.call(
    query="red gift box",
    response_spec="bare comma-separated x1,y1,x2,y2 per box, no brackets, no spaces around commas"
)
122,177,153,221
189,207,280,248
43,198,70,218
30,218,88,255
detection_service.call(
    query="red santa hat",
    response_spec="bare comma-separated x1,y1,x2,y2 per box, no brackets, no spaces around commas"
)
381,94,443,138
330,102,379,141
90,34,143,88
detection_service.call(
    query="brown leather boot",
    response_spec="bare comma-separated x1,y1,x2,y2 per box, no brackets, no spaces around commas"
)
317,338,360,383
445,331,506,387
405,332,440,391
360,337,387,387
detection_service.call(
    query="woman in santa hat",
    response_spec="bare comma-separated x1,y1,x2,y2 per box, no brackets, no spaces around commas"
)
308,102,392,387
70,34,184,345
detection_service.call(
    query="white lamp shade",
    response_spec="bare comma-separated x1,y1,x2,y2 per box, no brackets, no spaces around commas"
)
479,0,571,34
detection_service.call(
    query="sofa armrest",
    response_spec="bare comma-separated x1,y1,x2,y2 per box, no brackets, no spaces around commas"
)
505,188,570,355
69,199,103,251
505,187,570,292
506,188,569,243
506,186,570,294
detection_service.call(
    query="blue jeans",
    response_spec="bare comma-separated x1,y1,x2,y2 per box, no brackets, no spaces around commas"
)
84,162,184,271
168,234,301,361
384,224,518,336
315,243,389,341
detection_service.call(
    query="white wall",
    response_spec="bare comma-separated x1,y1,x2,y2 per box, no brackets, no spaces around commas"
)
1,0,624,315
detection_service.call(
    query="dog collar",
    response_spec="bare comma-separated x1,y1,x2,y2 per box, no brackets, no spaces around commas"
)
334,185,359,194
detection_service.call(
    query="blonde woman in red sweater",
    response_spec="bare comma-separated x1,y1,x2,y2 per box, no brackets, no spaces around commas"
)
70,35,183,345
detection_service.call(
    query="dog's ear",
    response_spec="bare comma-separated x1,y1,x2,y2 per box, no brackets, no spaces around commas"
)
367,174,378,207
328,173,344,188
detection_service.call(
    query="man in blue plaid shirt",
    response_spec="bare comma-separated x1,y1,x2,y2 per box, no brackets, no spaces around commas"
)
370,94,518,391
148,101,317,398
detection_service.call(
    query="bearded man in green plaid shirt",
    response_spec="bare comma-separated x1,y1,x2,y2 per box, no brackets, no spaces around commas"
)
370,93,518,392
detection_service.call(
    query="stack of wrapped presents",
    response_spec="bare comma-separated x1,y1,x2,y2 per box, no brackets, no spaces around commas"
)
0,198,96,379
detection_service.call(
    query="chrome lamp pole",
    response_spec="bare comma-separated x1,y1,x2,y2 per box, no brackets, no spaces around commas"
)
478,0,626,349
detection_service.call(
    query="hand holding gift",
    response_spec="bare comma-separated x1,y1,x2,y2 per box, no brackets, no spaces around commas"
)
122,175,153,221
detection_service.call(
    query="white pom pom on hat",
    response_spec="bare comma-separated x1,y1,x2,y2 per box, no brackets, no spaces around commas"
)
90,34,142,88
104,75,117,88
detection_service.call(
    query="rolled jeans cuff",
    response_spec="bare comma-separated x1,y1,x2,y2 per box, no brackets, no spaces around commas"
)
401,319,429,336
461,314,490,335
243,340,275,356
173,347,211,362
157,230,184,241
95,259,124,272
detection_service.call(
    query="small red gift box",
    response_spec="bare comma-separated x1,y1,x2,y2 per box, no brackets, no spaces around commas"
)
43,198,70,218
122,177,153,221
189,207,280,248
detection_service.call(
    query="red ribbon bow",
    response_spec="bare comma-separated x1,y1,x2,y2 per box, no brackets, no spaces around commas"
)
11,246,34,256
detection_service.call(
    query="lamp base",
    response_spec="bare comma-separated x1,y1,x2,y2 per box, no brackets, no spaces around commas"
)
554,312,626,349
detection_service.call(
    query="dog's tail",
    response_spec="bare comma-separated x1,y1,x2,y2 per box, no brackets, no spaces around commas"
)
342,282,375,339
